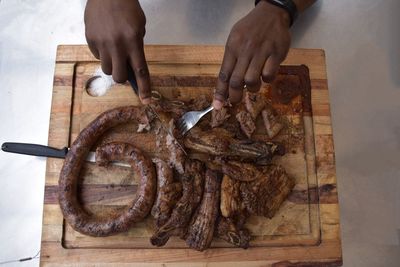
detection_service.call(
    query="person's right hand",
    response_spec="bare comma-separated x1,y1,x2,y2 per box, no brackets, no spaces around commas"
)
85,0,151,104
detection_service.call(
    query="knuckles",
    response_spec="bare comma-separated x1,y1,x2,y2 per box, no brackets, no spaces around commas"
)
214,87,228,100
229,76,244,90
124,28,145,42
262,72,275,83
218,71,230,83
85,28,145,48
135,67,150,78
244,77,260,87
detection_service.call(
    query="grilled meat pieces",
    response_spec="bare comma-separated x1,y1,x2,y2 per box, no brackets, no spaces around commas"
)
150,160,205,246
240,165,295,218
236,110,256,138
262,107,284,139
151,158,182,228
186,169,221,251
220,160,267,182
184,128,284,164
153,113,186,174
189,94,210,111
211,106,231,128
220,175,242,217
215,216,250,249
166,119,186,174
220,164,295,221
244,91,268,120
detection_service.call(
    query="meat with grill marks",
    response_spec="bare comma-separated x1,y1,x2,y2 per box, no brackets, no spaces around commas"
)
240,164,295,218
150,160,204,246
219,159,267,182
244,91,268,120
215,215,250,249
184,127,284,164
62,91,295,251
262,106,284,139
220,174,242,217
236,110,256,138
153,111,186,174
211,106,231,128
217,165,294,248
151,158,182,228
186,169,221,251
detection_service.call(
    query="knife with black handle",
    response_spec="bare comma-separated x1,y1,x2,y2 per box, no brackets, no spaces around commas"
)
1,142,129,167
1,142,68,159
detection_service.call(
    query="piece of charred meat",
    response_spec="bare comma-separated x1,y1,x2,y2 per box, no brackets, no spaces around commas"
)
188,94,210,111
184,128,284,164
215,216,250,249
240,164,295,218
165,119,185,174
150,94,187,119
218,175,251,248
220,165,294,224
244,91,267,120
184,127,231,155
150,160,204,246
154,116,186,174
220,175,242,217
211,106,231,128
219,160,267,182
236,110,256,139
151,158,182,228
262,106,284,139
136,107,157,133
186,169,221,251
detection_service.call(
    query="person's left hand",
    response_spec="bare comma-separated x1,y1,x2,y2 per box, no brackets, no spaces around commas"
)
213,1,291,109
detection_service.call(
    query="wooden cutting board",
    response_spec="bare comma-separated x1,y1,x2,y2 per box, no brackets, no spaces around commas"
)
40,45,342,266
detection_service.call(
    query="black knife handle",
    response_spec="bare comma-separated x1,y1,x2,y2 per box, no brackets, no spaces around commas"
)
127,64,139,95
1,142,68,159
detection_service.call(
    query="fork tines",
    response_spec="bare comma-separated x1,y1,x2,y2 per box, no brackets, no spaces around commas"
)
178,117,189,136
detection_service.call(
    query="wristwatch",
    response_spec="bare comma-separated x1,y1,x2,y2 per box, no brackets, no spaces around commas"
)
255,0,298,26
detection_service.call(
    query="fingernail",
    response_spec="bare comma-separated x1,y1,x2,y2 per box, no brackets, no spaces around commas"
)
141,97,151,105
213,100,223,110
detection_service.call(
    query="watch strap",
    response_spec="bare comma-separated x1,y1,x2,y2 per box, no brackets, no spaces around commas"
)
255,0,298,26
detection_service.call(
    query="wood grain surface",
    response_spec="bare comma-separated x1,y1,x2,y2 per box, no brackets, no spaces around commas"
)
40,45,342,266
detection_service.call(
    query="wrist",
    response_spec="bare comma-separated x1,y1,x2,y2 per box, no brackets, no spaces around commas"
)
256,0,297,27
257,1,291,28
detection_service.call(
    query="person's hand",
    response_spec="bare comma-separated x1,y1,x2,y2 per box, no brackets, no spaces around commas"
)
85,0,151,104
213,1,291,109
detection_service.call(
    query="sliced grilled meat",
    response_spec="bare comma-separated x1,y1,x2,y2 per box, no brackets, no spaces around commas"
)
150,160,205,246
151,158,182,228
184,128,284,164
186,169,221,251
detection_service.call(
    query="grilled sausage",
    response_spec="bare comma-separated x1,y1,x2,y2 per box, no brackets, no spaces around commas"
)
58,106,156,237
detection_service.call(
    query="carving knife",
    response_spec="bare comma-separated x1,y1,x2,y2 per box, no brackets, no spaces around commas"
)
1,142,130,167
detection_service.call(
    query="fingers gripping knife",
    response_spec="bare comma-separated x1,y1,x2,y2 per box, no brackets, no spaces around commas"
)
126,65,214,137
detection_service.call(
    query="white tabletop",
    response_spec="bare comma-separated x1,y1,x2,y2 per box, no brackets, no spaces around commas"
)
0,0,399,266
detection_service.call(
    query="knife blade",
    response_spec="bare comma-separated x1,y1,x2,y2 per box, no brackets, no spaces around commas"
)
1,142,130,167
